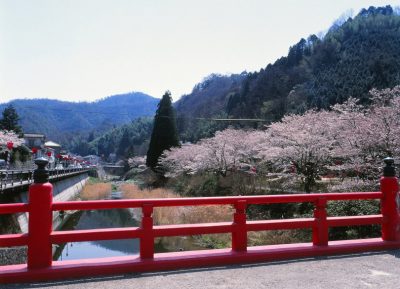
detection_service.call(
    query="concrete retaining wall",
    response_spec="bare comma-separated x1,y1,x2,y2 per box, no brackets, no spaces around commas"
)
16,173,89,233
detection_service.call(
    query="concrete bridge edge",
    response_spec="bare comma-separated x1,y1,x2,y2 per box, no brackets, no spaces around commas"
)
1,173,90,265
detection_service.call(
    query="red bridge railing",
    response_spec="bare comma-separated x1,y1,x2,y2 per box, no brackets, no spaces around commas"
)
0,158,399,283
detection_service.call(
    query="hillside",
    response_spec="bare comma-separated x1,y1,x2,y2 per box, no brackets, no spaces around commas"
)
0,92,158,144
175,5,400,140
69,117,153,159
175,73,247,141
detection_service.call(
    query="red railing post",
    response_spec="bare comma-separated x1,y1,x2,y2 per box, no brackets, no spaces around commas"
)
313,197,328,246
27,158,53,269
140,203,154,259
232,200,247,252
380,157,399,241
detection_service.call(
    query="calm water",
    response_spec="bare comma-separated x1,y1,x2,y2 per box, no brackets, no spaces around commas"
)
54,208,140,261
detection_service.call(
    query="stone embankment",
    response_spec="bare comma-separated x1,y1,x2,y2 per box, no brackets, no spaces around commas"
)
0,247,26,266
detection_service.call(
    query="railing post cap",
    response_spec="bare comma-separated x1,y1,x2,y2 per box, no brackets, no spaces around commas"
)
383,157,396,177
33,157,49,183
34,157,49,168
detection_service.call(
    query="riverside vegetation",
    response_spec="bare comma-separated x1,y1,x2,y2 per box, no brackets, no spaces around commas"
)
79,179,316,249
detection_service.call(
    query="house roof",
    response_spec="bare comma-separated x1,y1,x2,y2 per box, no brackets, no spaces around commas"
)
44,141,61,148
24,133,45,138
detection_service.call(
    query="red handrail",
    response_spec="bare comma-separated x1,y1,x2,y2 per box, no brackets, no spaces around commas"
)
50,192,383,211
0,192,385,248
0,203,29,214
0,175,399,283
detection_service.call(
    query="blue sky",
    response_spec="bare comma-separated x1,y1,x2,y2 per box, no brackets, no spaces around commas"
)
1,0,399,103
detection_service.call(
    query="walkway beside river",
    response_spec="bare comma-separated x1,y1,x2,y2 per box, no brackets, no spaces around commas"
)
3,250,400,289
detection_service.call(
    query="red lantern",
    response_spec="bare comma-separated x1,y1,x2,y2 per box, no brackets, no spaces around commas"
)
47,151,52,157
32,147,38,154
6,141,13,150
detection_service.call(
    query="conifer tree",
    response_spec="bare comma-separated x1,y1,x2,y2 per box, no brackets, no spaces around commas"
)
146,91,179,170
117,129,131,158
0,105,22,134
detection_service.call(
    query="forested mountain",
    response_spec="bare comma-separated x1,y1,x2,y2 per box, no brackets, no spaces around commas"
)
0,92,158,144
175,5,400,140
175,73,247,141
70,117,153,159
229,5,400,120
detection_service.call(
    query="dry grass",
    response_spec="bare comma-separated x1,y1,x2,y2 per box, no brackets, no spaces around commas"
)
248,229,311,246
120,183,233,225
80,183,112,200
121,183,308,248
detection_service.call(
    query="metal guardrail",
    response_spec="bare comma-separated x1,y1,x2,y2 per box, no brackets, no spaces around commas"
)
0,168,92,191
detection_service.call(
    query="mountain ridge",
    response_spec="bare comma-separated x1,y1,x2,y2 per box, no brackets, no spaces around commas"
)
174,5,400,142
0,92,159,144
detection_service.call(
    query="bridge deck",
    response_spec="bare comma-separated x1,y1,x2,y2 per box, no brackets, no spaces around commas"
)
2,249,399,289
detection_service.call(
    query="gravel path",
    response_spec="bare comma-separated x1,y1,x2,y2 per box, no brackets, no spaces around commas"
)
3,250,400,289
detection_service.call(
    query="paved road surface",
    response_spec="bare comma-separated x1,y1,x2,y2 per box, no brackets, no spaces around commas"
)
3,250,400,289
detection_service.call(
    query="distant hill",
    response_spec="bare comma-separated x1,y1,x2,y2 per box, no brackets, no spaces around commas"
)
0,92,159,144
175,5,400,140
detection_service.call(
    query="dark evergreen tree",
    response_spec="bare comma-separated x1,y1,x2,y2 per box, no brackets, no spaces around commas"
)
0,105,22,134
117,129,131,158
87,131,95,142
146,91,179,170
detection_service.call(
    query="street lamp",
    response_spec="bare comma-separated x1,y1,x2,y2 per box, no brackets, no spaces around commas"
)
46,151,52,169
6,141,13,170
31,147,38,169
31,147,38,155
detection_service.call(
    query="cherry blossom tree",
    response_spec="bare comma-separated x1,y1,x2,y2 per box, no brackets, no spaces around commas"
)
326,87,400,179
159,86,400,192
257,110,342,192
364,86,400,158
0,130,23,150
349,87,400,177
160,143,208,177
128,156,146,168
160,129,263,177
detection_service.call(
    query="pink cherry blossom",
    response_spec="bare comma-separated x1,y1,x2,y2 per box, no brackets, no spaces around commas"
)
0,130,23,149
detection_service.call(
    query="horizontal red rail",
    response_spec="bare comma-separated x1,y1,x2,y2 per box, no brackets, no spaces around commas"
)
153,222,234,237
327,215,383,227
51,192,382,211
0,203,29,214
47,215,384,245
2,238,400,284
0,234,28,247
247,218,314,231
50,222,236,243
51,227,141,243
